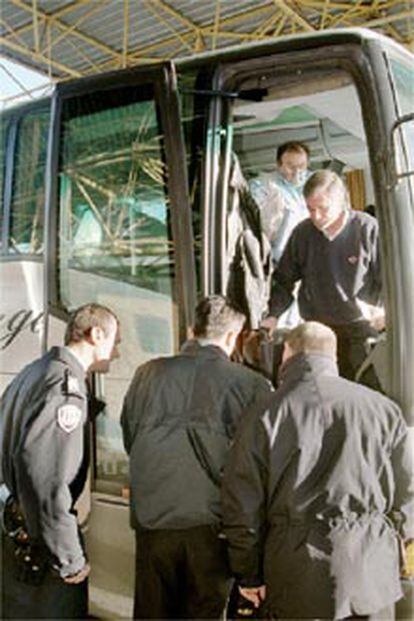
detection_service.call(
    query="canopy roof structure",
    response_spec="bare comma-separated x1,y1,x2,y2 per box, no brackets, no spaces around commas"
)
1,1,412,87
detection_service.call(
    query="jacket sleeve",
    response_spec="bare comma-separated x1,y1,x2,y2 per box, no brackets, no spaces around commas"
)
221,408,269,585
268,226,302,317
360,217,383,305
19,391,87,578
120,364,148,454
390,413,414,540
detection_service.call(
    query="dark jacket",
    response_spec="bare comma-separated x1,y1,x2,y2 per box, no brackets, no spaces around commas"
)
0,347,88,578
222,353,414,619
269,210,382,326
120,340,272,530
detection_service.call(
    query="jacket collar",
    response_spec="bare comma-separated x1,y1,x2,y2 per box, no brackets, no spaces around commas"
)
279,352,339,385
49,346,86,378
180,339,229,361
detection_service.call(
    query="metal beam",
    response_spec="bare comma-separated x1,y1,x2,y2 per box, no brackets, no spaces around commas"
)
32,0,40,53
0,61,35,99
248,10,282,40
151,0,202,35
128,4,274,60
272,0,315,32
212,0,221,50
44,0,111,55
143,0,195,53
122,0,129,68
9,0,122,62
363,10,414,30
0,30,81,77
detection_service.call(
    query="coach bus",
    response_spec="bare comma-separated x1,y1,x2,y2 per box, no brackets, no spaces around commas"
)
1,28,413,617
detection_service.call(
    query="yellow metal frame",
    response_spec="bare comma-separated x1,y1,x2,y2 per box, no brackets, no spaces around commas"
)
0,0,412,103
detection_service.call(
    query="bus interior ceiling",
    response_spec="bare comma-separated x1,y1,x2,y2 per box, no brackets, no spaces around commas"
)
232,69,374,205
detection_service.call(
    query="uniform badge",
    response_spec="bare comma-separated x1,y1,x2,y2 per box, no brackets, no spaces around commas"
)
57,404,82,433
67,375,80,394
347,255,358,264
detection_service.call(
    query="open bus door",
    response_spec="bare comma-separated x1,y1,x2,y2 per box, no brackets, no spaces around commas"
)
188,33,414,618
44,63,196,617
191,34,414,415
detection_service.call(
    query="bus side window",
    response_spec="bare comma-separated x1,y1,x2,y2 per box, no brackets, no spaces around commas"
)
0,120,6,252
9,110,49,255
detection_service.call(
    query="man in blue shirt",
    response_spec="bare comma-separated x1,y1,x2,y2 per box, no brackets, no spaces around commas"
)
250,141,310,264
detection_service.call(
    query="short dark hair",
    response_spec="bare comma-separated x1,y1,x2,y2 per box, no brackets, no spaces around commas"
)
193,295,245,340
64,303,118,345
276,141,310,163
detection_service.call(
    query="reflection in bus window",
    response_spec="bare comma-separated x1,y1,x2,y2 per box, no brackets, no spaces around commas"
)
9,110,49,254
59,92,178,493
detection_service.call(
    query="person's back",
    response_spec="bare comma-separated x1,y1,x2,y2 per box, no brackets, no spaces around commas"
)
222,322,413,620
121,296,272,619
266,353,403,523
122,340,269,531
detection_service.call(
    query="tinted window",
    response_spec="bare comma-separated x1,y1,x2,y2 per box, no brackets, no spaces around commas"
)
9,110,49,254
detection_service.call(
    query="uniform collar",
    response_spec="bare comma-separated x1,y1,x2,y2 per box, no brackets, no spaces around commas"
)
279,352,339,385
180,339,229,361
49,346,86,378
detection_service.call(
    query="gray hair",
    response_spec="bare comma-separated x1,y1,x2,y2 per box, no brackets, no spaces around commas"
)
303,170,350,212
193,295,246,340
286,321,337,359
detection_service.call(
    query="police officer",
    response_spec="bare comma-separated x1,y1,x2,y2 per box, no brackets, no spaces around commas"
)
1,303,120,619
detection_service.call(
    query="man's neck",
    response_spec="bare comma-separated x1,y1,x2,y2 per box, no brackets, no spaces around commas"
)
65,343,91,372
322,209,349,241
195,337,229,357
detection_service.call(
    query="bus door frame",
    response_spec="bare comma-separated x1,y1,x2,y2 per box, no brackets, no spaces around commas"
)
203,43,385,298
202,40,414,414
43,62,197,350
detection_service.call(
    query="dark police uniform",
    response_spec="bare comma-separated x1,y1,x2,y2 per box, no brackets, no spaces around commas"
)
0,347,89,619
269,211,382,380
121,340,273,619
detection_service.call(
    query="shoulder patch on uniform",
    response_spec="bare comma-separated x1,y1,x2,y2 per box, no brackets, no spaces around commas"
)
67,375,81,394
57,404,82,433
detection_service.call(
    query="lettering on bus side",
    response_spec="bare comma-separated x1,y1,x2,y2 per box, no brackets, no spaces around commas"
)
0,310,44,350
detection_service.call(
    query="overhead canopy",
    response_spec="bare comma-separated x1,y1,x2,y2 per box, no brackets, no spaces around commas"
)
0,0,412,83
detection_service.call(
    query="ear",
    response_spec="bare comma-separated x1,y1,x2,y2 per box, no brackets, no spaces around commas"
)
89,325,104,345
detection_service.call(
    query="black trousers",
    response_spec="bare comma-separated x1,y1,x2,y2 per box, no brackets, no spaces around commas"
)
1,533,88,619
333,321,379,383
134,525,232,619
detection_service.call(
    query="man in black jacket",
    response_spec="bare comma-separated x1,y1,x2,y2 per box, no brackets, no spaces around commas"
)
262,170,384,381
120,295,272,619
1,303,120,619
222,321,413,620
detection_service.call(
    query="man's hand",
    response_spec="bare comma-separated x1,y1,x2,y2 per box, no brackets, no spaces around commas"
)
401,539,414,579
239,585,266,608
63,562,91,584
260,316,278,337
